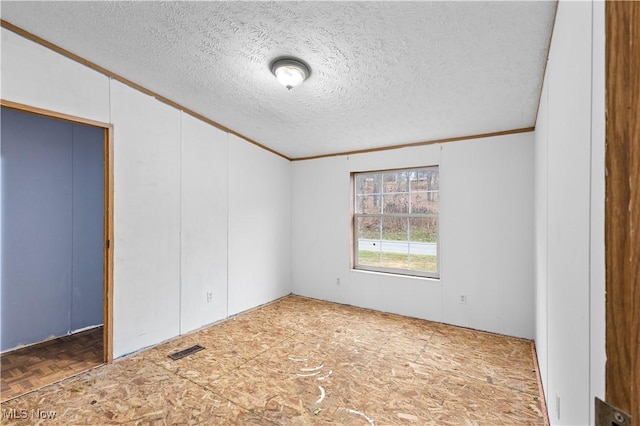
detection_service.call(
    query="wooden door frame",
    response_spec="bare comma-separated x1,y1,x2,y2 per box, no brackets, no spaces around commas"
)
605,1,639,422
1,99,114,363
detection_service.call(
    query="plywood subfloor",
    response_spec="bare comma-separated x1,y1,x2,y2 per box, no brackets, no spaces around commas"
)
1,327,103,403
0,297,546,425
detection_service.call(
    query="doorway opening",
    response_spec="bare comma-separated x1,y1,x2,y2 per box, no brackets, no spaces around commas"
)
0,101,113,402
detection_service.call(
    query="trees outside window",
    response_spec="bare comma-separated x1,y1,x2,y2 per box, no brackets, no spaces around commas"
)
353,167,439,278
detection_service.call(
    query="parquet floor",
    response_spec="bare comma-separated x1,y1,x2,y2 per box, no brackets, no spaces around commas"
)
0,297,547,425
1,327,103,403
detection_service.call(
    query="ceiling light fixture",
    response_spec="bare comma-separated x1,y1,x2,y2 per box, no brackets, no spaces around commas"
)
271,58,310,90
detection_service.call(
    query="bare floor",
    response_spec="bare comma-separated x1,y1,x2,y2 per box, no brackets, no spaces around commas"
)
1,327,103,403
0,296,546,425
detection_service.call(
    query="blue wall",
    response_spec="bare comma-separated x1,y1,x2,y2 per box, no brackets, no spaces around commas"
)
71,124,105,331
1,107,104,351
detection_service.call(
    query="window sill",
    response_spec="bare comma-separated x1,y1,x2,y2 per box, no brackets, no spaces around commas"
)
351,267,441,282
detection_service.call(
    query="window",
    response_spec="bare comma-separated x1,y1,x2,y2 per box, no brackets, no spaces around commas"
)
353,166,439,278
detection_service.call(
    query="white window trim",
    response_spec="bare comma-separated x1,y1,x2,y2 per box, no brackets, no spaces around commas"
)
352,166,440,279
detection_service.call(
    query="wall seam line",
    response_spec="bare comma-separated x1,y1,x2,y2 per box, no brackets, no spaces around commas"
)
179,112,183,335
545,58,550,412
70,123,75,335
587,1,595,422
226,132,230,319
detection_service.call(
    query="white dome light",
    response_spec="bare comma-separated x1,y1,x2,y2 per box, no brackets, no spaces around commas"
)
271,58,310,90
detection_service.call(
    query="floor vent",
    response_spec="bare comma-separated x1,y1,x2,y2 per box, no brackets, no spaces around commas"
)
168,344,205,360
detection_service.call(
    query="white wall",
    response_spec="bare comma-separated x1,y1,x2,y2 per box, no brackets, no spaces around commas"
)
0,27,109,122
533,1,605,424
110,80,182,356
1,27,292,358
180,113,229,334
534,68,549,396
292,132,535,339
228,135,292,315
589,0,606,419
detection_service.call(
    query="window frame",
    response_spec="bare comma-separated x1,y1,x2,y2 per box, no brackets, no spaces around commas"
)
351,165,440,279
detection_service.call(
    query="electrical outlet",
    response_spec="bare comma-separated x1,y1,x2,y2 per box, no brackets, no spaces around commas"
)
336,278,341,286
206,292,213,303
459,293,467,304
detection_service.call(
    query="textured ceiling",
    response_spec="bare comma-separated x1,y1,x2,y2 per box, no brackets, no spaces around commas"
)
1,1,556,159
